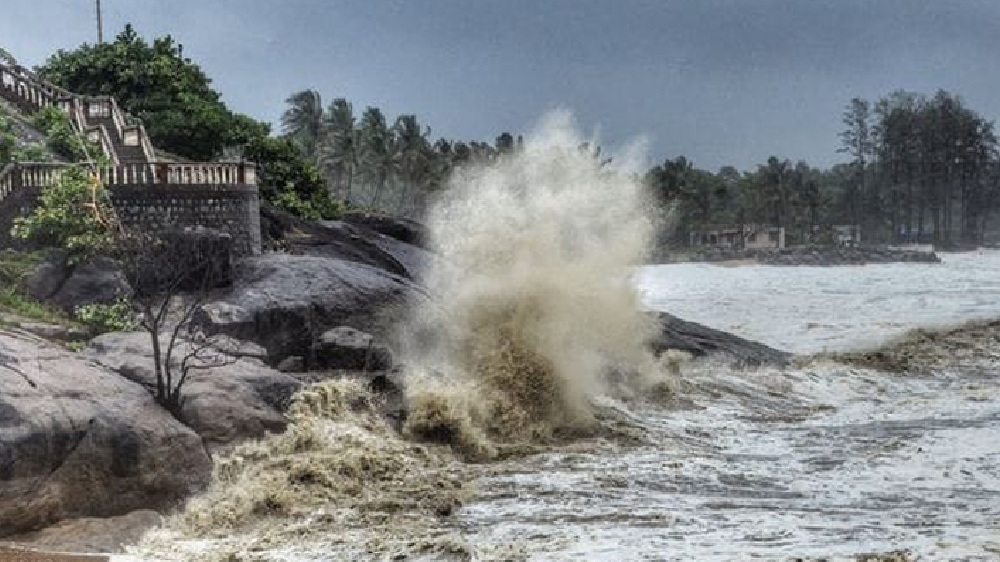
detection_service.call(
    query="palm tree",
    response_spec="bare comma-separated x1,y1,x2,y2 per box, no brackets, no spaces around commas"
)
357,107,394,209
281,89,324,165
391,114,432,212
322,97,357,203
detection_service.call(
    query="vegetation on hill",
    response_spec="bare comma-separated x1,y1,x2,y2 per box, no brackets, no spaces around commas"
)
37,25,265,162
34,26,335,220
0,109,49,166
647,91,1000,248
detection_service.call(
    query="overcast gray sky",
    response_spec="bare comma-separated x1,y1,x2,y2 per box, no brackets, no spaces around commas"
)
2,0,999,171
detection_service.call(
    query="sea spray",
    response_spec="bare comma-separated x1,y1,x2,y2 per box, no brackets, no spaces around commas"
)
401,110,667,456
133,112,671,559
134,379,476,560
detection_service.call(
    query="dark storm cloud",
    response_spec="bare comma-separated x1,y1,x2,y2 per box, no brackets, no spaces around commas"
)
3,0,1000,170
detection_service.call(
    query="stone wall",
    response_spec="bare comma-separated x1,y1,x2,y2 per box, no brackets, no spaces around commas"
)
110,184,261,256
0,183,262,255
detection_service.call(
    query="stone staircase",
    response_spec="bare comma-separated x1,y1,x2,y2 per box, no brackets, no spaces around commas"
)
0,60,155,165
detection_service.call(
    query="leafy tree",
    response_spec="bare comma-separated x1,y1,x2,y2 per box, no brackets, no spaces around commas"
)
37,25,265,160
11,166,116,260
243,135,341,220
391,114,432,212
32,107,101,163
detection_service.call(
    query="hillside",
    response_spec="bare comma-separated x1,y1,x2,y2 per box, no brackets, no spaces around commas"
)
0,96,66,163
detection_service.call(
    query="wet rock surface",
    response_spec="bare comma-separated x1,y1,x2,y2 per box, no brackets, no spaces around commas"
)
5,509,161,554
260,205,431,281
648,311,791,366
311,326,394,371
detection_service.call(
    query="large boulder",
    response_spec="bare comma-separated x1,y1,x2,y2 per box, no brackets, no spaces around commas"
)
260,206,411,277
648,311,791,367
25,255,131,313
311,326,393,371
339,211,429,248
192,254,426,367
85,331,303,448
0,329,211,536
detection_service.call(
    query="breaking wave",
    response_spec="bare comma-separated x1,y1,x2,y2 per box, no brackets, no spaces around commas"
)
134,111,672,559
400,110,669,458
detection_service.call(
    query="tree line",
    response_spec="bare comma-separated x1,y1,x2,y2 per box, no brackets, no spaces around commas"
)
648,90,1000,248
279,89,521,215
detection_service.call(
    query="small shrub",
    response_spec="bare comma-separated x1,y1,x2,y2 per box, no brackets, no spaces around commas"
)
12,166,116,261
75,298,136,333
31,107,101,163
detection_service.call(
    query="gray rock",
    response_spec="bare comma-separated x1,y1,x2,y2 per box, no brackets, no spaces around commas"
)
276,356,304,373
311,326,393,371
13,321,89,342
85,331,302,448
26,256,132,313
5,509,162,554
192,254,426,366
339,211,428,248
0,329,211,536
648,311,791,367
23,252,68,301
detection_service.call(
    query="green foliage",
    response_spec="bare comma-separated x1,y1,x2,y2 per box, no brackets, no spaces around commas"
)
0,287,75,326
31,107,96,162
0,250,76,326
0,113,48,166
0,249,44,288
11,166,115,260
272,185,344,220
75,298,136,333
36,25,267,161
244,135,341,219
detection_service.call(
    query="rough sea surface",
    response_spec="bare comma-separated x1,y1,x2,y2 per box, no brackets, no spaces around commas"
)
637,250,1000,354
128,253,1000,561
454,253,1000,560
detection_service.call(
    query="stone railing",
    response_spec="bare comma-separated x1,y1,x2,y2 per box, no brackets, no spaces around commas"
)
0,161,261,254
0,62,74,114
0,162,256,193
0,60,156,164
98,162,257,187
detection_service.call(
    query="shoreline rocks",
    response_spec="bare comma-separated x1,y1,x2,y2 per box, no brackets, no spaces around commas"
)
662,244,941,266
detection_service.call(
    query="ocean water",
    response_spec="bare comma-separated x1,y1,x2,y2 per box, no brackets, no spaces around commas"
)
135,254,1000,561
445,254,1000,560
637,250,1000,354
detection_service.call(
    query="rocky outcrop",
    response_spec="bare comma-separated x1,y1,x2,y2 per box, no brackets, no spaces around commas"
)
25,254,131,313
192,254,426,367
0,329,211,536
339,211,428,248
261,206,424,278
679,245,941,266
85,331,302,448
648,311,790,366
311,326,393,371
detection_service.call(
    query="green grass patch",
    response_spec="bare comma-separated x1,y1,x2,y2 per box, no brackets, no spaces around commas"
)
0,286,77,326
0,249,80,328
